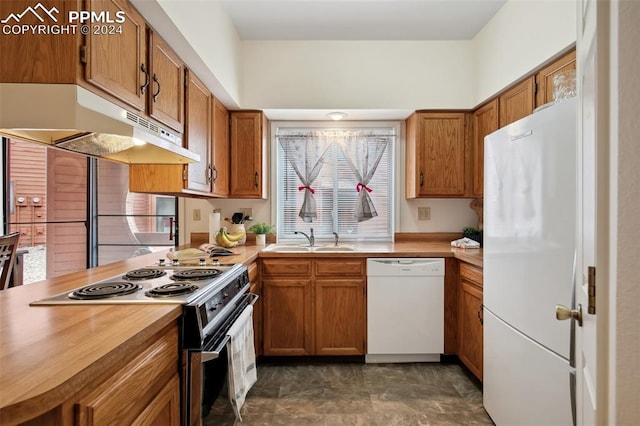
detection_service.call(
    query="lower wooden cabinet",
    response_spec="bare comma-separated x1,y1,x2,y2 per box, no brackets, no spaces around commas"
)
261,258,365,356
248,261,262,356
74,325,180,425
457,262,484,381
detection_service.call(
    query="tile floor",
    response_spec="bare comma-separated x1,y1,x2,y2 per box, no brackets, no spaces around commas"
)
205,361,495,425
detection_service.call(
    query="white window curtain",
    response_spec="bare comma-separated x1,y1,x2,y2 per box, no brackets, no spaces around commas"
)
337,132,390,222
276,125,395,242
277,132,333,222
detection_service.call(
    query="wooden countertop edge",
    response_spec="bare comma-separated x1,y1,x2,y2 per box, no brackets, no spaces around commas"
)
1,308,182,424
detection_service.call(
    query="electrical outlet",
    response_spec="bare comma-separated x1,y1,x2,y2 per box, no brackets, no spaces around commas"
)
193,209,201,221
418,207,431,221
239,208,252,218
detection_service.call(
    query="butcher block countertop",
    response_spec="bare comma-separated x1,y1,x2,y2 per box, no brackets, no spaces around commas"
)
0,241,480,424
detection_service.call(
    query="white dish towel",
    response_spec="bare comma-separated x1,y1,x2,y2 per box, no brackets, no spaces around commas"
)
226,305,257,421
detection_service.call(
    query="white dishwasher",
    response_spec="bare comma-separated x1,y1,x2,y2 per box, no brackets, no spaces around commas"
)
366,258,445,363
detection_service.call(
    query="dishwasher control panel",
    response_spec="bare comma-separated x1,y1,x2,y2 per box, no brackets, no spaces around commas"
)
366,258,444,277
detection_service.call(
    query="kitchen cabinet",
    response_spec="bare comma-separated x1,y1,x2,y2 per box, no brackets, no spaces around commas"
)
458,262,483,381
535,50,577,106
211,98,230,197
84,0,147,112
248,261,262,356
184,69,212,193
261,258,365,356
499,77,535,127
129,70,224,198
147,29,185,133
314,260,366,355
230,111,268,199
406,112,468,198
471,99,499,197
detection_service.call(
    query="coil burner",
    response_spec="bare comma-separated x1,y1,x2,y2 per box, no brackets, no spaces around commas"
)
123,269,167,280
145,283,199,298
170,269,222,281
69,282,141,300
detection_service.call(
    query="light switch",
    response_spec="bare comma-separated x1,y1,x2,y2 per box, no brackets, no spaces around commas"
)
418,207,431,221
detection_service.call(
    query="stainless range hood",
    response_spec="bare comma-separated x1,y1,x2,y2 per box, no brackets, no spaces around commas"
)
0,83,199,164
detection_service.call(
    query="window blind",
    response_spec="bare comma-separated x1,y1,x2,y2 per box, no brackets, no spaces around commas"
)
276,127,394,242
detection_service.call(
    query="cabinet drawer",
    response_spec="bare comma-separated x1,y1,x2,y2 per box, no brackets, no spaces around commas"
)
75,326,179,425
460,262,483,286
315,259,365,277
262,259,312,276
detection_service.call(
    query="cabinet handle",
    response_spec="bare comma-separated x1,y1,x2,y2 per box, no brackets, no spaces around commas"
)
254,172,259,188
207,164,213,183
419,171,424,187
140,64,150,94
212,165,218,183
477,304,484,325
152,73,161,102
169,217,174,241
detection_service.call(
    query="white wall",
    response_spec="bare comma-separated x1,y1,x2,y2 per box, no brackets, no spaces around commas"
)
240,41,475,109
610,1,640,423
472,0,576,105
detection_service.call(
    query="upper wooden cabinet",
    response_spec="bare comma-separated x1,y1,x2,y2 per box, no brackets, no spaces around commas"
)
84,0,147,112
147,30,185,133
184,69,212,193
535,50,577,106
406,112,467,198
211,98,230,197
471,99,499,197
230,111,268,199
499,77,535,127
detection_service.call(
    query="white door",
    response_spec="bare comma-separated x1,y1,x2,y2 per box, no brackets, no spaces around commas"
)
575,0,607,424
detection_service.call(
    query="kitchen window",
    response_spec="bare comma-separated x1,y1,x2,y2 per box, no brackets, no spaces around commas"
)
275,123,396,242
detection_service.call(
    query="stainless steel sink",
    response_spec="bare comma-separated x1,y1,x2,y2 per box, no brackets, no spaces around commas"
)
261,244,312,253
261,243,357,253
312,244,357,252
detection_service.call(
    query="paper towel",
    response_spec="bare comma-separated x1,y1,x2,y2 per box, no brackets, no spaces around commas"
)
209,211,221,244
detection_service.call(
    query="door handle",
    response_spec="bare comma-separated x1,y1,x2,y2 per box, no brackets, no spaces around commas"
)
555,304,582,327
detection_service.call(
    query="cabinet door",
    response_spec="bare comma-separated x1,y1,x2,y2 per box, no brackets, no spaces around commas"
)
458,280,483,381
148,30,184,132
132,374,180,426
230,112,267,199
84,0,146,111
414,112,466,197
262,279,313,356
499,77,535,127
315,279,365,355
248,262,262,356
184,69,211,194
211,98,230,197
471,99,499,197
535,50,577,106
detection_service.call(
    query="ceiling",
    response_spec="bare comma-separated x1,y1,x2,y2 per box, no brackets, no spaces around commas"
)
221,0,507,41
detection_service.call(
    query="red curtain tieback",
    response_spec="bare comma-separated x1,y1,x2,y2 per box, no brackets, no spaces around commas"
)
356,183,372,193
298,185,315,194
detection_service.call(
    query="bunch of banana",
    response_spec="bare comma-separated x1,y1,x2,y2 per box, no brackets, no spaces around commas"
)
215,228,246,248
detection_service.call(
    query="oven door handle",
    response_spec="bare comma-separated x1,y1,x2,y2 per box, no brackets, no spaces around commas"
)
201,293,259,363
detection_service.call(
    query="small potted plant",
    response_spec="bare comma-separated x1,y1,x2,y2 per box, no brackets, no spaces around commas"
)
462,227,483,247
248,222,275,246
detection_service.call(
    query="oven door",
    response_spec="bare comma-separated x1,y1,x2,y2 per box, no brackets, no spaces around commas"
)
185,293,258,426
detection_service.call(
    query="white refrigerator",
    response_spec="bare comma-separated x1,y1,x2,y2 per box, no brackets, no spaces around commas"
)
483,98,577,425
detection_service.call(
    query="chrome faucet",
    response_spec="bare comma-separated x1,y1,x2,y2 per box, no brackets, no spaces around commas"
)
332,232,339,246
294,228,314,247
